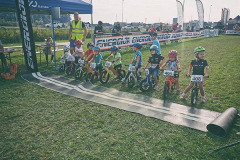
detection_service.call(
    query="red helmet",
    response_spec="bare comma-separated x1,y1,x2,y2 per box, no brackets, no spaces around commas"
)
74,40,83,45
168,50,178,57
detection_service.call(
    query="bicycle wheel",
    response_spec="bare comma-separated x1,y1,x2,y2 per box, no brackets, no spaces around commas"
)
163,82,169,99
74,68,83,80
100,70,110,84
128,75,135,88
191,89,198,106
86,72,94,82
118,69,126,79
59,65,65,73
65,66,72,75
139,78,152,92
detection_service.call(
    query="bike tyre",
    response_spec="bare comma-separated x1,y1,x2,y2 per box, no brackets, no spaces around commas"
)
139,78,152,92
59,65,65,73
100,70,110,84
163,83,169,99
119,69,126,79
86,72,94,82
65,66,72,75
128,76,135,88
74,68,83,80
191,89,198,106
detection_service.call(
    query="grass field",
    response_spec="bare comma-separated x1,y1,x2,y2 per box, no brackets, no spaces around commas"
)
1,35,240,159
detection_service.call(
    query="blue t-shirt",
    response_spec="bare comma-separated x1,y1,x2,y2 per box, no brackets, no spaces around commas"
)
112,25,121,33
93,53,103,67
133,51,142,67
153,38,161,55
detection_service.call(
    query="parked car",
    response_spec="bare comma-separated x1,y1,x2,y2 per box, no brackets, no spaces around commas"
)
122,25,134,30
45,22,63,28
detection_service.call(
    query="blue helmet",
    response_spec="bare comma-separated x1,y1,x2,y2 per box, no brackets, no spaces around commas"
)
110,45,119,51
132,43,142,49
93,46,101,51
150,45,158,51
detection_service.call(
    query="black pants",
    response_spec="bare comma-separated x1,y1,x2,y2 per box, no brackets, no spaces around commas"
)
114,64,123,77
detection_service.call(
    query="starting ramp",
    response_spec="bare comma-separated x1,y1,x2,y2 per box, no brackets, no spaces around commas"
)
22,72,222,132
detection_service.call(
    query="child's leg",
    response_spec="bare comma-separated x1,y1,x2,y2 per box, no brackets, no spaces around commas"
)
153,69,159,87
199,82,204,96
51,54,54,61
183,82,194,94
135,67,141,81
175,78,179,89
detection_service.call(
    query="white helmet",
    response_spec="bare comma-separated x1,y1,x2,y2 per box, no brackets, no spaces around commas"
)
64,45,70,52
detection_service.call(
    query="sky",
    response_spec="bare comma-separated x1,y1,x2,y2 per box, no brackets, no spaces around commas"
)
79,0,240,24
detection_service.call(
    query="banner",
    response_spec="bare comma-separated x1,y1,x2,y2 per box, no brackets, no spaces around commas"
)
225,30,240,35
94,31,204,50
195,0,204,29
223,8,230,25
176,0,184,27
204,29,219,38
16,0,38,72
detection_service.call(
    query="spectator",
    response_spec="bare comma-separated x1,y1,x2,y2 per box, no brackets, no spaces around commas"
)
150,32,161,55
172,23,178,31
233,24,240,31
43,37,54,64
68,12,88,54
148,25,156,33
139,23,147,32
156,25,161,32
178,25,182,32
94,21,103,34
0,40,9,72
112,22,122,35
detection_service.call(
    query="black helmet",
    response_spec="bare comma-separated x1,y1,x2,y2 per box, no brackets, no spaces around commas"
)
87,42,94,48
98,21,103,25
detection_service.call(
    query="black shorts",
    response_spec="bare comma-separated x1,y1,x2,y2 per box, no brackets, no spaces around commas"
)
114,64,122,70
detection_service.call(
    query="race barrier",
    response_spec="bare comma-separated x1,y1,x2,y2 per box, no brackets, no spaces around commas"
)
225,30,240,35
21,72,234,133
204,29,219,38
94,31,205,50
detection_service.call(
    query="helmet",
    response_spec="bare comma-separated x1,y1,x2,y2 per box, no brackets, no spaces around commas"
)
87,42,94,48
150,45,158,51
74,40,83,45
168,50,178,57
194,46,205,56
98,21,103,25
93,46,101,51
63,45,70,52
110,45,119,51
132,43,142,49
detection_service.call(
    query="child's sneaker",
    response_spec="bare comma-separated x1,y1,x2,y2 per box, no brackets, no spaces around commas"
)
201,96,206,102
121,78,126,84
180,93,185,99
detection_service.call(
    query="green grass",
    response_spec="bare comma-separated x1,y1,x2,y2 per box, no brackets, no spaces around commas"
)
1,35,240,159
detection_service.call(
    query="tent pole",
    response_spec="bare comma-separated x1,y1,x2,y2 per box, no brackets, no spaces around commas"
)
52,16,57,68
91,0,94,43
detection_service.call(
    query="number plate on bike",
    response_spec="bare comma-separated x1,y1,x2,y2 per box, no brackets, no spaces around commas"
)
164,70,174,77
78,59,85,65
128,66,135,72
105,61,112,67
90,63,96,69
145,69,149,75
60,59,65,64
191,75,203,83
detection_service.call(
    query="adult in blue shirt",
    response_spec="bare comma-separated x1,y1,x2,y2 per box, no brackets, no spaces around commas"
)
112,22,122,35
150,32,161,55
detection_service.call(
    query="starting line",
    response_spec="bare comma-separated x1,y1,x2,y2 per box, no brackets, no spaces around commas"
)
22,72,221,132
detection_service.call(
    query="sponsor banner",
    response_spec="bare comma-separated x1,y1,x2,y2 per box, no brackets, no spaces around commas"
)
95,31,204,50
204,29,219,38
16,0,38,72
225,30,240,35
